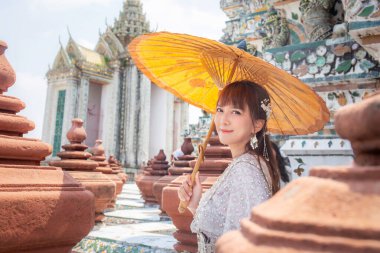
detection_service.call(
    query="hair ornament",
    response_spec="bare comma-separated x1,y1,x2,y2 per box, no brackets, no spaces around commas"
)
260,98,271,119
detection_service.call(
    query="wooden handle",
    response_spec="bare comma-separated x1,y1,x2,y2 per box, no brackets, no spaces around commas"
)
178,117,215,214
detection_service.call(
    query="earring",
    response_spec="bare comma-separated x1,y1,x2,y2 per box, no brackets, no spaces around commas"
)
250,134,258,150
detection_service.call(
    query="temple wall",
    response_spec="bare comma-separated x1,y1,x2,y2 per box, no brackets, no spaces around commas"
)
42,77,78,157
165,92,174,158
137,74,151,165
77,75,90,125
123,65,138,166
85,82,102,148
100,67,120,158
149,84,170,159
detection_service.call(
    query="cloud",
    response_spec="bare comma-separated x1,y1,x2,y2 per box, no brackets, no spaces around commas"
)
7,72,47,139
29,0,116,11
143,0,226,40
77,38,96,49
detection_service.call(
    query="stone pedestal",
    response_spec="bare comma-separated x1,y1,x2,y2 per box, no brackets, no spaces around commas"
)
108,155,128,183
216,94,380,252
91,140,113,174
105,173,123,209
90,140,122,209
162,134,232,252
163,175,219,253
153,138,196,211
153,155,195,211
136,149,169,204
49,119,115,223
0,41,94,253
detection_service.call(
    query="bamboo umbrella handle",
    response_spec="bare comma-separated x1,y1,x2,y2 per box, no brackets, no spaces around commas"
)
178,117,215,214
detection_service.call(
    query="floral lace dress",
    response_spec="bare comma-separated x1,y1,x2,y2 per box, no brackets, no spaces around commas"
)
190,152,272,253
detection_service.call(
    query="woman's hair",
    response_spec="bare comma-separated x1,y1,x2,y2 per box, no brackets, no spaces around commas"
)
271,141,290,183
217,80,281,194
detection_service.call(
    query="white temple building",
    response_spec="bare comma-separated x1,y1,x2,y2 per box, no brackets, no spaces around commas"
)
42,0,189,168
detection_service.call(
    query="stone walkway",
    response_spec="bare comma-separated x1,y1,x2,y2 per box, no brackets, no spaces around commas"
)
73,183,177,253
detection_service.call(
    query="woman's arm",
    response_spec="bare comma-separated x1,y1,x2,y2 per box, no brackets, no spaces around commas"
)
178,172,202,215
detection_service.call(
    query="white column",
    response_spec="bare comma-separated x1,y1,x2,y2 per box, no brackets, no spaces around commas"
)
101,66,120,158
180,101,189,139
165,92,174,158
42,82,54,144
124,65,138,166
137,74,151,165
77,75,90,125
149,84,169,159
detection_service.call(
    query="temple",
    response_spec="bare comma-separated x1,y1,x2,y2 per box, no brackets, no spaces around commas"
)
42,0,189,169
220,0,380,178
14,0,378,252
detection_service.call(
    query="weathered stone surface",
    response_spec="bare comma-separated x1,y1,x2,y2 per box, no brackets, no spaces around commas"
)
0,166,95,253
163,175,219,253
152,139,197,213
49,119,115,222
0,135,51,165
136,149,170,204
0,41,94,252
335,93,380,166
108,154,128,183
0,41,15,93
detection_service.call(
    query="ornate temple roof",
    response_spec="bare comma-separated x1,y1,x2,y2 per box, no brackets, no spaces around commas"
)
95,27,126,61
47,37,112,79
76,44,107,66
48,0,150,79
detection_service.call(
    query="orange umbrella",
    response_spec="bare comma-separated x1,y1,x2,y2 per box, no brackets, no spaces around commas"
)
128,32,329,212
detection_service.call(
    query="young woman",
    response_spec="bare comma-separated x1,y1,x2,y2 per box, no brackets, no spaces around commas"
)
178,80,280,253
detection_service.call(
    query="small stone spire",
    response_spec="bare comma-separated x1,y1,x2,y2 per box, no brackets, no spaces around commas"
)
0,41,16,93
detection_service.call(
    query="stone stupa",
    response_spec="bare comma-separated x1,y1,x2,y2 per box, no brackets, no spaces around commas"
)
0,40,95,253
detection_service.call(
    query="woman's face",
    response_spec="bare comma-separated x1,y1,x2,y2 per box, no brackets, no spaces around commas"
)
214,103,255,149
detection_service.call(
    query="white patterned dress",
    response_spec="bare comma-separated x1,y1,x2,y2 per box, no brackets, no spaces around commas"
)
190,152,272,253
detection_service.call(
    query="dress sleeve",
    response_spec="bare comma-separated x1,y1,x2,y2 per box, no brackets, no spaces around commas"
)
222,160,270,234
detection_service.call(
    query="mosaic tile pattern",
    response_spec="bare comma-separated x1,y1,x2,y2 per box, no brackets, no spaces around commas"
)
53,89,66,156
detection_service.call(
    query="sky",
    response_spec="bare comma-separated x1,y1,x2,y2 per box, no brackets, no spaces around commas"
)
0,0,226,138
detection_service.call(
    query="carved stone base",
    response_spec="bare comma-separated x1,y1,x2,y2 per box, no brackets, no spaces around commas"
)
136,174,162,204
162,175,219,253
216,165,380,253
68,171,115,223
0,165,94,253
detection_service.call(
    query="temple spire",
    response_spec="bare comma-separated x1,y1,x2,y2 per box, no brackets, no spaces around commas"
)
112,0,150,47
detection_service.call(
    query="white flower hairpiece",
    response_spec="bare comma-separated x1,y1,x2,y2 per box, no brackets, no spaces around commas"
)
260,98,271,119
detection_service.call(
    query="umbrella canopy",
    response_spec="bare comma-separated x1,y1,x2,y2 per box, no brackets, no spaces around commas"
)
128,32,329,135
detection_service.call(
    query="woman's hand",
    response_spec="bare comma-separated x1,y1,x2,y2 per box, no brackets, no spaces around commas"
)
178,172,202,214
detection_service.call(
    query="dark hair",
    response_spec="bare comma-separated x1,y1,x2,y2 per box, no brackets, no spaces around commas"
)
271,141,290,183
217,80,281,194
